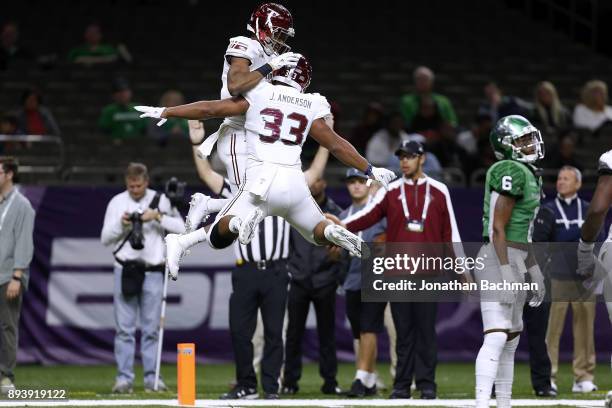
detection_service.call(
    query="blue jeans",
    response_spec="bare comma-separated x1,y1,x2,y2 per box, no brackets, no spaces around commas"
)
113,266,163,384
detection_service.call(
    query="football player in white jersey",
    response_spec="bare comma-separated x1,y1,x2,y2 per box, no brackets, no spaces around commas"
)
137,55,396,279
213,3,300,195
576,149,612,408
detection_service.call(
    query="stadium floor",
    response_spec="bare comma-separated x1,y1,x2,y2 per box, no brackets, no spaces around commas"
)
1,362,609,407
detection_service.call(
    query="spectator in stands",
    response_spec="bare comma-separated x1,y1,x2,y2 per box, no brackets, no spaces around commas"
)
544,131,583,172
0,22,32,70
69,23,123,65
572,80,612,133
0,114,21,154
478,82,532,123
99,78,146,143
0,157,35,395
349,102,385,154
15,88,60,136
399,66,457,129
457,113,495,175
366,111,409,167
147,90,188,147
533,81,571,142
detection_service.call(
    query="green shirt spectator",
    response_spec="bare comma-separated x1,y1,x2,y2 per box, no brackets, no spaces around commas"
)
400,93,457,128
99,78,145,140
99,103,145,140
399,66,457,127
69,44,118,63
69,23,120,65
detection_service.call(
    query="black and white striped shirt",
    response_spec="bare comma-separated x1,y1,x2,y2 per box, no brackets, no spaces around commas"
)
220,179,291,262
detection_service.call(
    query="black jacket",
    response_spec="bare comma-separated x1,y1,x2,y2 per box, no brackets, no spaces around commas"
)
288,195,347,289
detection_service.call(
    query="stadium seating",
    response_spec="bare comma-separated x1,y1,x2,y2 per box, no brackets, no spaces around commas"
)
1,0,611,185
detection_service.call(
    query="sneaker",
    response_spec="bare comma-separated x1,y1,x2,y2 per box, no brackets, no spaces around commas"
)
321,381,343,395
573,380,598,393
347,379,376,397
144,378,169,393
111,380,133,394
389,388,411,399
550,380,558,393
605,390,612,408
238,207,265,245
535,387,557,397
420,388,436,399
185,193,211,232
0,377,15,395
264,392,280,399
219,385,259,400
281,384,299,395
165,233,186,281
325,224,369,258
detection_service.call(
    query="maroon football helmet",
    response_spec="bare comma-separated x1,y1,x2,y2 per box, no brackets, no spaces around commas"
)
272,54,312,92
247,3,294,55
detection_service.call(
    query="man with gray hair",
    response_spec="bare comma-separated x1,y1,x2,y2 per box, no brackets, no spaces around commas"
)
532,165,601,394
399,65,457,129
0,157,34,394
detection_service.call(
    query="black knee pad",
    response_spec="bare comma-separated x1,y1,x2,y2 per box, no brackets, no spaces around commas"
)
209,222,235,249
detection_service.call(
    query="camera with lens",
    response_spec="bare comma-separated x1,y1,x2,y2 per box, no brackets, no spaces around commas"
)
128,209,145,250
165,177,187,211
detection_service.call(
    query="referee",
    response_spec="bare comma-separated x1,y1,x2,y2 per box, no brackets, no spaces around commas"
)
188,121,329,400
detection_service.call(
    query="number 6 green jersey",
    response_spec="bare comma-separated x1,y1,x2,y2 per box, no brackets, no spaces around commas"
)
482,160,542,243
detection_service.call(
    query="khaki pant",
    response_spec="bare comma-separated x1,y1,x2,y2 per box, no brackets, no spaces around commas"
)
546,279,596,382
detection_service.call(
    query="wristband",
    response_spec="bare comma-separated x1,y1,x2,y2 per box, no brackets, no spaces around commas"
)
365,163,373,177
256,63,273,77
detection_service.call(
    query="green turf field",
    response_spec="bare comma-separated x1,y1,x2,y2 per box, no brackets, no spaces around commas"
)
1,361,609,407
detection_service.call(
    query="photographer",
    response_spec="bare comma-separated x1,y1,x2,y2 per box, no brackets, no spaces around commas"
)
101,162,184,394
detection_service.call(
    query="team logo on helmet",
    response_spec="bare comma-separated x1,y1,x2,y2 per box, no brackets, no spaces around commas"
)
272,54,312,92
490,115,545,164
247,3,294,56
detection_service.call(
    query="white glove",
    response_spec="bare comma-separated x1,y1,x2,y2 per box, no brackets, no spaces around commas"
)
577,240,596,277
134,105,167,126
366,166,396,190
527,264,545,307
268,52,300,71
498,264,517,304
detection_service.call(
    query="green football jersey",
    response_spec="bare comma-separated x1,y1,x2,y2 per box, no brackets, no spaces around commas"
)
482,160,542,243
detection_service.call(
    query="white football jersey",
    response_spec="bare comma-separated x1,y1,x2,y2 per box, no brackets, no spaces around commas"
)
599,150,612,241
243,81,331,166
221,36,272,127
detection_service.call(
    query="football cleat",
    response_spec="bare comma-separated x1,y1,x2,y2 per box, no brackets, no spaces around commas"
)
165,234,186,281
185,193,211,233
238,208,265,245
325,224,369,258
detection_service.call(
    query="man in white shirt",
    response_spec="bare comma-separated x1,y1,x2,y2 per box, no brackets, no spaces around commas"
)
101,163,185,394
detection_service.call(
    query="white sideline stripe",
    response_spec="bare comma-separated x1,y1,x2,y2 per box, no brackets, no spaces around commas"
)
0,399,604,407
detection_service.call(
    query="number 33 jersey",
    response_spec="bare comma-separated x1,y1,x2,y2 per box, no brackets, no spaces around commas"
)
482,160,542,243
243,81,331,166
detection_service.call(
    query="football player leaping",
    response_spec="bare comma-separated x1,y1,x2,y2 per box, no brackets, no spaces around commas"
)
575,149,612,408
136,3,299,273
137,55,395,280
474,116,546,408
